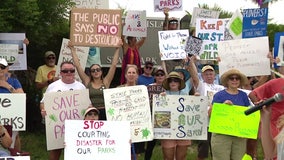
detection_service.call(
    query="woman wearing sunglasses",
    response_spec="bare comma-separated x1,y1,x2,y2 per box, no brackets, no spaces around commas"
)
209,69,250,160
69,41,122,120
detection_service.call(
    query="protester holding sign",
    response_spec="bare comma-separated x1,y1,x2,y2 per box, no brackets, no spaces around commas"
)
0,125,12,157
120,34,146,84
40,61,86,160
69,41,122,120
160,71,191,160
0,58,24,152
209,69,250,160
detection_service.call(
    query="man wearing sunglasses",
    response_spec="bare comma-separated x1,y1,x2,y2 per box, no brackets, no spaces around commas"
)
40,61,86,160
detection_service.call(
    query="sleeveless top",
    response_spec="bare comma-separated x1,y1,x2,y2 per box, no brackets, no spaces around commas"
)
120,47,142,84
87,82,106,108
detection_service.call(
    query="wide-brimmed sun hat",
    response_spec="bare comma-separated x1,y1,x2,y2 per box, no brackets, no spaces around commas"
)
173,66,190,81
162,71,185,90
220,69,248,87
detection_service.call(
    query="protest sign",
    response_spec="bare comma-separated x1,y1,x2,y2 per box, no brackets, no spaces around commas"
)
153,94,208,140
72,0,109,9
242,8,268,38
55,38,89,81
190,7,220,27
218,36,270,76
196,18,226,60
154,0,182,12
273,32,284,67
64,120,131,160
158,30,189,60
0,94,26,131
123,10,147,37
209,103,260,139
226,10,243,39
44,89,90,150
0,44,18,64
70,8,121,47
184,36,203,56
0,33,27,70
0,156,30,160
104,85,153,143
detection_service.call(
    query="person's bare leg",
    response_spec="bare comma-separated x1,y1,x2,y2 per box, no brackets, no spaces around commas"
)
176,145,188,160
49,149,62,160
162,147,175,160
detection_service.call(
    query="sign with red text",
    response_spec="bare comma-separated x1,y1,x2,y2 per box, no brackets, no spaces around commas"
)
209,103,260,139
55,38,90,81
218,36,270,76
123,10,147,37
70,8,122,47
153,94,208,140
0,156,30,160
158,30,189,60
72,0,109,9
0,94,26,131
104,85,153,143
64,120,131,160
0,33,27,70
154,0,182,12
190,8,220,27
44,89,90,150
196,18,226,60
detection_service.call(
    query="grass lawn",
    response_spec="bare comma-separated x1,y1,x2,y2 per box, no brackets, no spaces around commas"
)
20,131,264,160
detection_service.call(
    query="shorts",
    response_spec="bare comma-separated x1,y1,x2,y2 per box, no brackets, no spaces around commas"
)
161,139,191,148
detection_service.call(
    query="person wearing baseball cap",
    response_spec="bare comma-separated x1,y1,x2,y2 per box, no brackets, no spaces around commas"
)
84,106,100,120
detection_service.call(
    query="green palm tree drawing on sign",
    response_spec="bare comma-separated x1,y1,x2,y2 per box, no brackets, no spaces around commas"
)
48,114,58,125
107,108,115,116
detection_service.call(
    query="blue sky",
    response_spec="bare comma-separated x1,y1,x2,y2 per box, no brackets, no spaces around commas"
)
109,0,283,24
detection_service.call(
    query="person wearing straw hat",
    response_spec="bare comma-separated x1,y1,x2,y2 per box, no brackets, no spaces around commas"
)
173,65,193,95
160,71,191,160
209,69,250,160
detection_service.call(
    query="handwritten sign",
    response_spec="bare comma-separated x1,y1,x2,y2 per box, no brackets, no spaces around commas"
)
0,33,27,70
226,10,243,39
242,8,268,39
64,120,131,160
273,32,284,67
0,156,30,160
153,94,208,140
70,8,122,47
44,89,90,150
104,85,153,143
72,0,109,9
218,36,270,76
154,0,182,12
123,10,147,37
55,38,89,81
147,85,165,110
196,18,226,60
190,7,220,27
0,94,26,131
0,44,18,64
158,30,189,60
209,103,260,139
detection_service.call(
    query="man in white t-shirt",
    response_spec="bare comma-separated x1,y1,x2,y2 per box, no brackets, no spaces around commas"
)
188,62,224,160
40,61,86,160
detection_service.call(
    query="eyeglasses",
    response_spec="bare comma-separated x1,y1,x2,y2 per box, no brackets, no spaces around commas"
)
169,21,178,24
145,66,153,70
155,73,165,77
0,65,7,70
90,68,102,73
46,56,55,60
87,111,98,116
169,78,180,83
229,76,240,81
61,69,75,73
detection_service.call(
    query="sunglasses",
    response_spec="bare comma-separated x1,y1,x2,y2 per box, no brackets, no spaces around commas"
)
145,66,153,70
61,69,75,73
169,21,178,24
0,65,7,70
229,76,240,81
155,73,165,77
46,56,55,60
90,68,102,73
169,78,180,83
87,111,98,116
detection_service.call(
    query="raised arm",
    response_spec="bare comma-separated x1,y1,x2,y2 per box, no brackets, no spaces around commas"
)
69,42,90,86
163,8,169,30
136,37,146,49
186,56,199,89
103,40,123,87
